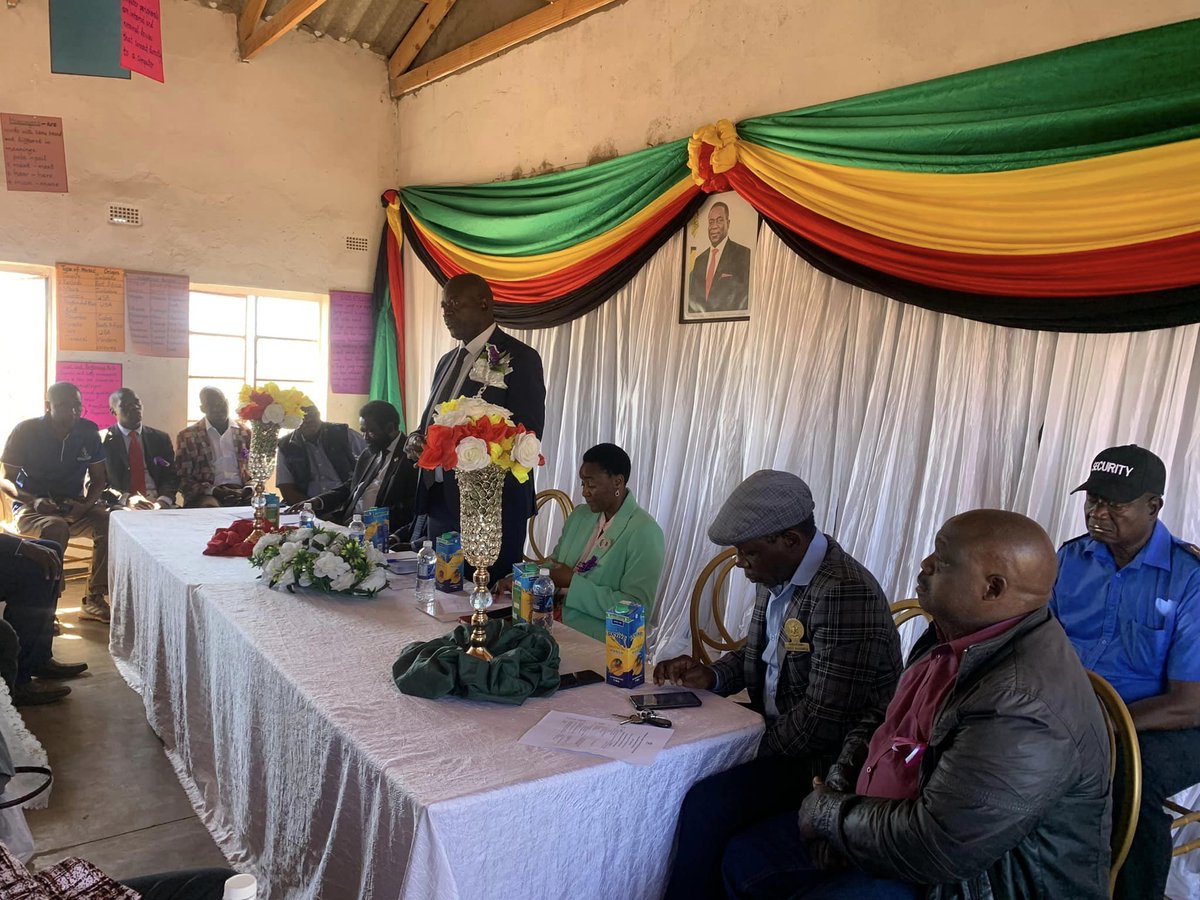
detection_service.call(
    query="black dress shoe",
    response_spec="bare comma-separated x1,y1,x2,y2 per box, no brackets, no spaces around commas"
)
13,681,71,706
34,658,89,679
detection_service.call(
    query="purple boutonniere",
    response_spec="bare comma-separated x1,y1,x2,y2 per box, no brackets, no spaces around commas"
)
575,556,599,575
239,447,250,460
487,343,502,366
153,456,170,468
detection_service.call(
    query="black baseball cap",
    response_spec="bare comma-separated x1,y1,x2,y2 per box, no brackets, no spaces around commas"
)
1071,445,1166,503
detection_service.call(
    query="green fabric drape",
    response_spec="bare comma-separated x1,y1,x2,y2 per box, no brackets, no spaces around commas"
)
739,19,1200,172
401,138,691,256
369,297,404,431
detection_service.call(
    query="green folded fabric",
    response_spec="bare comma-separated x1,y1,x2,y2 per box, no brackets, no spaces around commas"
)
392,620,561,705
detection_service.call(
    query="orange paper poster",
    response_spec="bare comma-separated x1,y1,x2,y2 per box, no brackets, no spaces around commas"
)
57,263,126,353
1,113,68,193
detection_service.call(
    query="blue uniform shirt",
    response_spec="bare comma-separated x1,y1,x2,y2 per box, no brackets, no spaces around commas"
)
1051,520,1200,704
1,415,105,502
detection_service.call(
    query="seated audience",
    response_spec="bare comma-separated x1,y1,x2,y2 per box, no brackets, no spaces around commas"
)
274,405,365,506
0,533,86,705
656,470,901,899
176,386,251,509
104,388,179,509
721,509,1111,899
502,443,664,641
1,382,111,624
1050,444,1200,900
298,400,416,538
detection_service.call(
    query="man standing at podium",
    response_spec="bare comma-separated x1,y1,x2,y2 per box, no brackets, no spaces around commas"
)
405,274,545,579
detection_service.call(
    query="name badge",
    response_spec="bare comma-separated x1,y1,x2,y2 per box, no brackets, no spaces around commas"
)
783,618,811,653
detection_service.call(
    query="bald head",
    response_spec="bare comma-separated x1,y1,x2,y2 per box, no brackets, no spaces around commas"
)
199,386,229,426
441,273,495,342
916,509,1057,639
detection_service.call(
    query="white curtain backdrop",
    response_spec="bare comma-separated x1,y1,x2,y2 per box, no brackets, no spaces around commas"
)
404,225,1200,663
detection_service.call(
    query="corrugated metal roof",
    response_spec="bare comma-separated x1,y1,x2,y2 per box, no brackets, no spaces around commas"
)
186,0,545,61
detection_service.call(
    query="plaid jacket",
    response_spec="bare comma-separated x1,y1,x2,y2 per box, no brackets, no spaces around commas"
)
175,418,251,501
711,535,902,759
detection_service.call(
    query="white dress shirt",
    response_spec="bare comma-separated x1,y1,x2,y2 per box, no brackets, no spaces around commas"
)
206,419,242,487
275,428,367,497
357,434,402,514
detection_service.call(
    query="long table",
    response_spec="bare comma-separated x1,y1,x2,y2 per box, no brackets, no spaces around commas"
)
109,509,764,899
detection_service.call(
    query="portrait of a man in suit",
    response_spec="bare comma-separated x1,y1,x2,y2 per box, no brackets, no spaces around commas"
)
685,199,752,320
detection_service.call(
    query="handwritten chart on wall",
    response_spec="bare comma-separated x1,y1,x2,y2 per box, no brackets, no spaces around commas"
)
1,114,68,193
126,271,188,357
121,0,165,83
57,263,126,352
56,362,123,430
330,290,374,394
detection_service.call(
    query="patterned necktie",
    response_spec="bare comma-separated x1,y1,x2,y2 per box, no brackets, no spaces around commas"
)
705,247,720,297
128,431,148,495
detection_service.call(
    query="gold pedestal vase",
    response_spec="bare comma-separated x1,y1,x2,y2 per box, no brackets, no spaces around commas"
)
456,464,507,661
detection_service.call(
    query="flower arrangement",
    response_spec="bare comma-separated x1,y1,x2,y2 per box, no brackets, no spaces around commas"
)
417,396,544,482
237,382,311,430
249,526,389,595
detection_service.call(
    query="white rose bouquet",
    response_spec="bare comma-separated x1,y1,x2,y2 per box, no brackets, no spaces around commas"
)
249,526,389,596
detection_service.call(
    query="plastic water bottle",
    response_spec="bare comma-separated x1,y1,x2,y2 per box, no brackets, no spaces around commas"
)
222,873,257,900
416,540,436,604
348,514,366,545
298,502,315,529
531,567,555,631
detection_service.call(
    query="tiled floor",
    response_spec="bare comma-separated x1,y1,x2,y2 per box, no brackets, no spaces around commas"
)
19,582,228,879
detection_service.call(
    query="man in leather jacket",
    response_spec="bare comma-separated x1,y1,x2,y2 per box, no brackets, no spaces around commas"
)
721,509,1112,899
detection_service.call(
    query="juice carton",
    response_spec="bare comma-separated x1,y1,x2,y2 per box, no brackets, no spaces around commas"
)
606,601,646,689
264,493,280,530
435,531,464,593
363,507,389,553
510,562,539,624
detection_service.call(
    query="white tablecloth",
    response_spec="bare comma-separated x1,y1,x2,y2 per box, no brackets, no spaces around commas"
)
109,509,764,900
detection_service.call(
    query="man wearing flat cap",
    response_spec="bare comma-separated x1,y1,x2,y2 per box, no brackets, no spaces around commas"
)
1051,445,1200,900
656,470,901,899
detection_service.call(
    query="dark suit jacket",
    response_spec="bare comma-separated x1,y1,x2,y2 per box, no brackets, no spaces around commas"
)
103,425,180,503
313,443,418,537
688,239,751,313
416,326,546,539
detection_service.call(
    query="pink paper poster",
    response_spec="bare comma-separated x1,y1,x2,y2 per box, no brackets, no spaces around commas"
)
125,270,188,357
55,361,123,430
121,0,165,83
329,291,374,394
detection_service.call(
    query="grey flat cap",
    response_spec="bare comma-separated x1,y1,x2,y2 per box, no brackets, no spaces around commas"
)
708,470,815,546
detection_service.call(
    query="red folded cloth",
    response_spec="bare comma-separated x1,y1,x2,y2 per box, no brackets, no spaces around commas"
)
203,518,258,557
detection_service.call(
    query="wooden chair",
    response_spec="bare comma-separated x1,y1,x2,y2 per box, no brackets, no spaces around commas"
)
1087,670,1141,897
525,489,574,564
689,547,745,665
889,598,931,628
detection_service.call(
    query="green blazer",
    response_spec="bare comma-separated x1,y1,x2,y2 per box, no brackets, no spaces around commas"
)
551,492,665,642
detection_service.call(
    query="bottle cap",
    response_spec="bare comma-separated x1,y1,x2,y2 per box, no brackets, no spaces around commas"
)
223,873,257,900
538,567,550,576
352,514,363,522
423,540,433,548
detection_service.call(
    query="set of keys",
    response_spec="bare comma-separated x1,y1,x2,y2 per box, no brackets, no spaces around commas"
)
612,709,672,728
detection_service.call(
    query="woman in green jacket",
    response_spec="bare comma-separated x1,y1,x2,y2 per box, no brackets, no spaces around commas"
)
543,443,665,641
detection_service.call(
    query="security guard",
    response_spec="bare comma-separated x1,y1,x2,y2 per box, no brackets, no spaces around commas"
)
1051,444,1200,900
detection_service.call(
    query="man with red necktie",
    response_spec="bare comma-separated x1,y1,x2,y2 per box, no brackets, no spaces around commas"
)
102,388,179,510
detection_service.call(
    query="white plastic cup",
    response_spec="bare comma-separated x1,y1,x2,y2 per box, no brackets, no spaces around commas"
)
223,873,257,900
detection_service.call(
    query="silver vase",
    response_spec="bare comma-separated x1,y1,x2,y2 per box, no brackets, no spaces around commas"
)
456,464,507,660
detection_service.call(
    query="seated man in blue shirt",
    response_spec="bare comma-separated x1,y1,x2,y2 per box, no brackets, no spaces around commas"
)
274,405,365,506
1,382,111,624
1050,444,1200,900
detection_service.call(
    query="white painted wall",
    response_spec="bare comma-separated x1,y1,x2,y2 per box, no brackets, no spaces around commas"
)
0,0,396,437
394,0,1200,185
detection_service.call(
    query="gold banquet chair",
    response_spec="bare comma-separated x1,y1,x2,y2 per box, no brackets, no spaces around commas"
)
1087,670,1141,897
1164,796,1200,858
525,489,574,565
689,547,745,665
889,598,931,628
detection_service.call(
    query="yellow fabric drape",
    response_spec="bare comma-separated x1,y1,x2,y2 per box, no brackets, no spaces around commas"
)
739,139,1200,254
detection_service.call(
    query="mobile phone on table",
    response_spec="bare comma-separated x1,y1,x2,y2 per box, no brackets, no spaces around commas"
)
630,691,702,710
558,670,604,690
